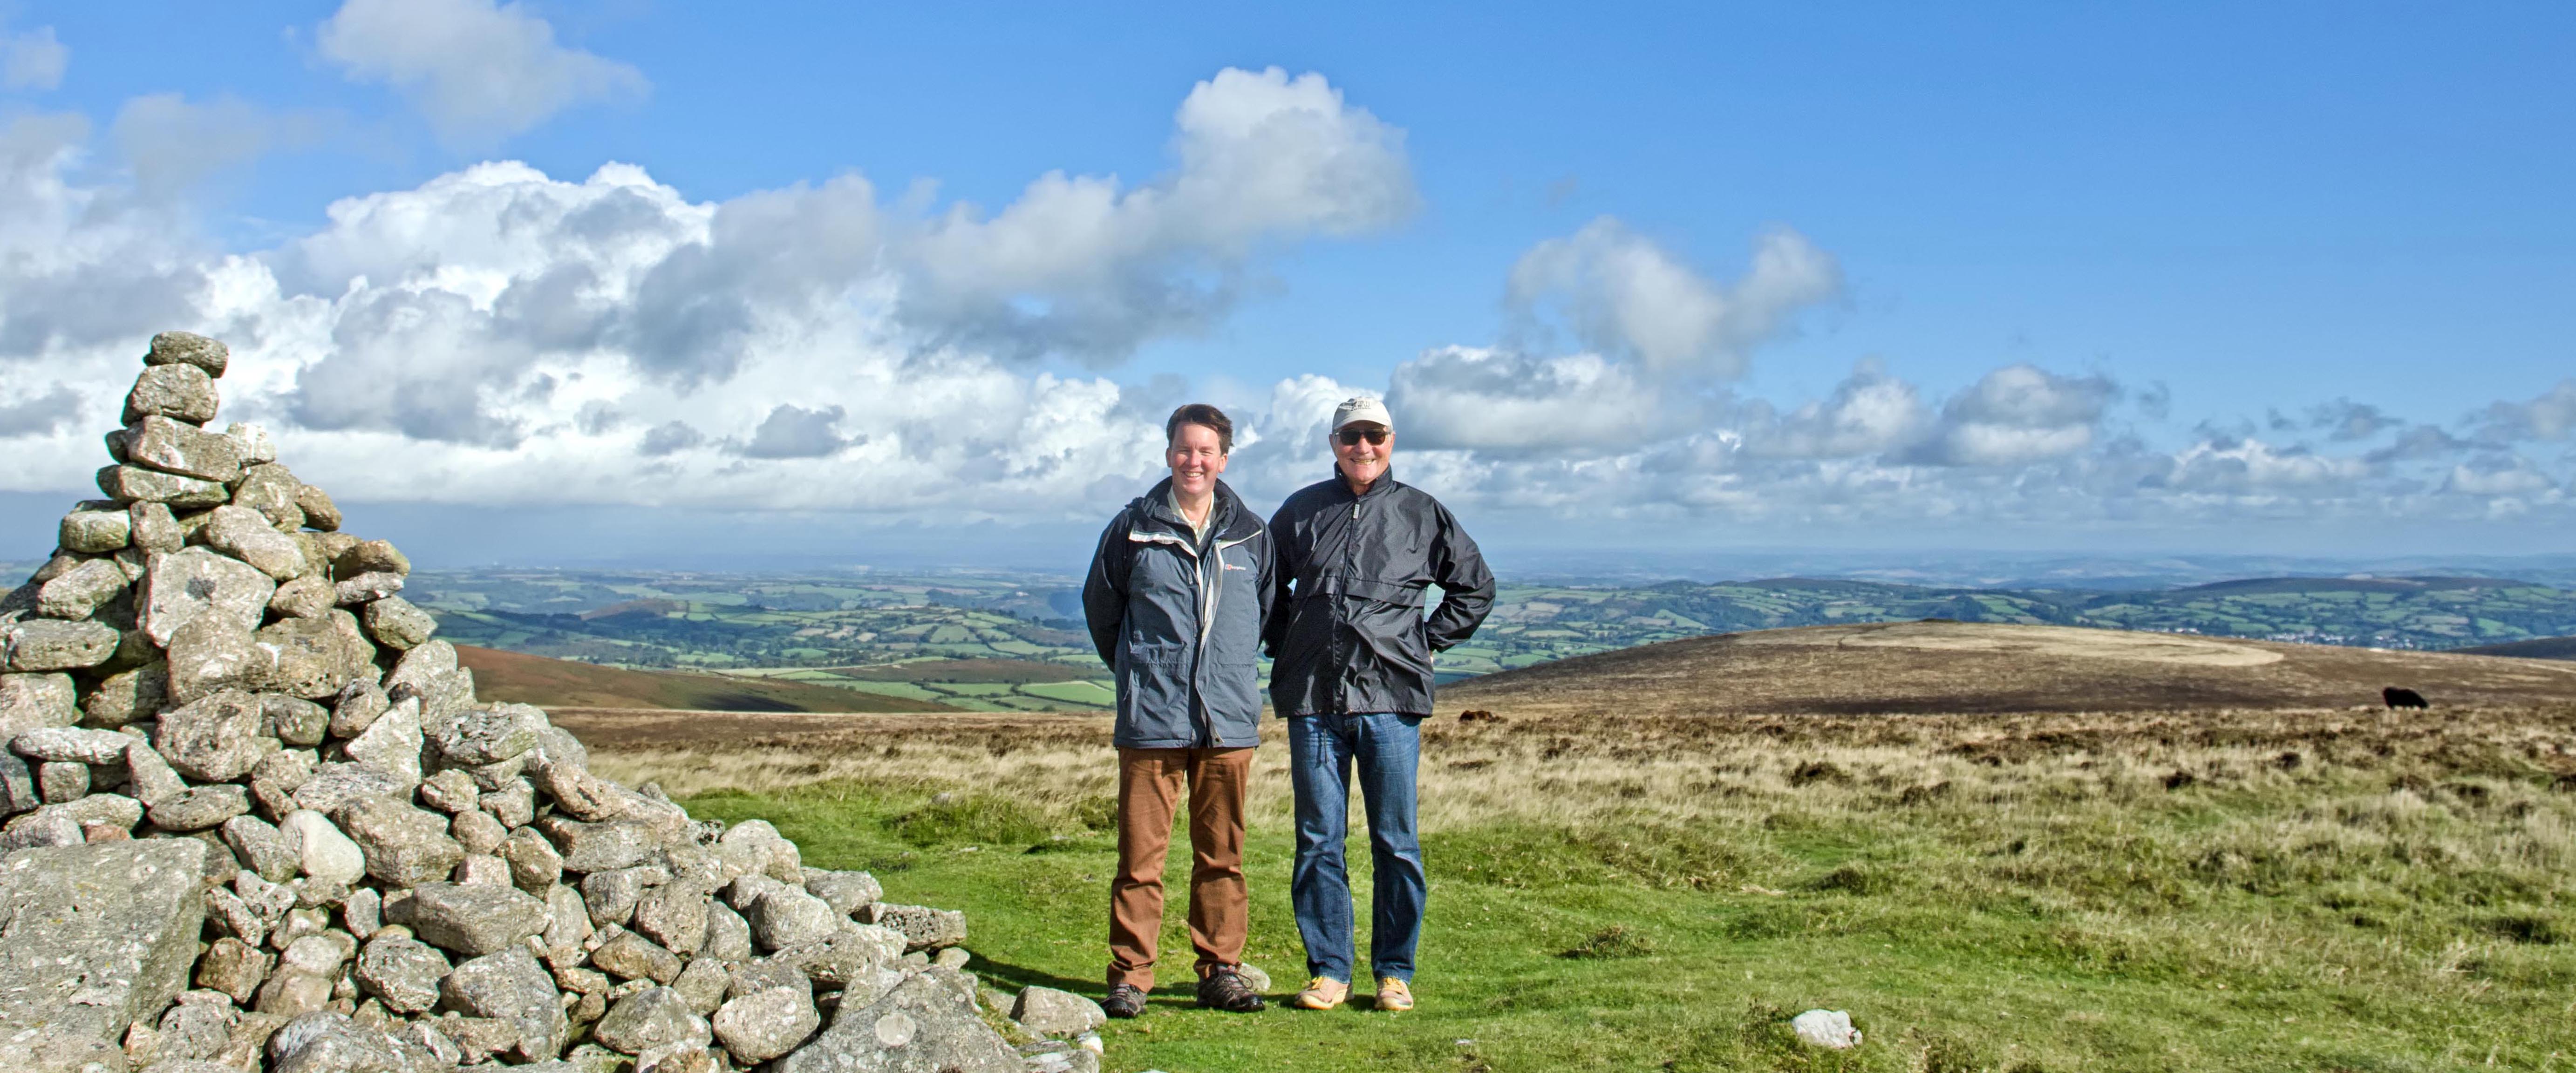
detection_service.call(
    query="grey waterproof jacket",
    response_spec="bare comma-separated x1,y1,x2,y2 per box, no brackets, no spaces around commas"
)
1082,478,1274,749
1264,467,1494,718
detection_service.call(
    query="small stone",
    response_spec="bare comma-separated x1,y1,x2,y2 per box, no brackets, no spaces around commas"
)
279,808,368,885
538,816,658,873
483,776,537,828
591,928,684,984
263,694,331,747
333,539,412,578
581,866,656,928
1791,1008,1862,1050
448,810,505,857
279,931,356,978
129,501,182,553
344,887,382,938
668,958,731,1017
712,985,820,1064
97,462,228,507
635,885,710,956
147,330,230,375
0,806,82,849
504,825,565,892
857,902,969,952
419,768,479,813
342,695,423,781
11,725,139,764
595,986,711,1057
267,1010,405,1073
155,689,268,781
138,547,275,648
455,852,513,886
82,662,169,727
1010,986,1107,1038
294,484,342,531
123,362,221,424
804,869,883,917
223,814,302,883
934,947,970,970
32,759,85,802
122,739,184,808
335,795,466,887
33,557,125,620
382,879,550,957
353,933,450,1013
157,998,235,1062
363,596,437,651
225,422,277,464
59,507,133,553
250,611,374,700
149,783,252,831
268,575,336,619
440,946,567,1061
545,882,593,952
231,464,306,531
198,936,274,1004
213,1011,289,1070
328,681,390,740
253,967,333,1015
3,618,121,671
122,414,245,482
334,571,404,605
440,1016,520,1063
0,754,36,817
205,505,307,581
700,901,753,962
292,762,414,815
0,672,77,739
163,616,263,706
431,702,547,767
748,888,840,952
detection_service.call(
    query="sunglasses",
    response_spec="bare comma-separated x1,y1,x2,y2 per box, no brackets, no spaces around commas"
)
1335,427,1389,446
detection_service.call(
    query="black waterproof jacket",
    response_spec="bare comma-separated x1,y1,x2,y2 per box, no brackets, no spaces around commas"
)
1082,478,1274,749
1264,467,1494,717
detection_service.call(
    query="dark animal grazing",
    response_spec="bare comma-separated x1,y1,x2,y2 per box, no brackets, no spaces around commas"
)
2383,687,2428,709
1459,709,1506,724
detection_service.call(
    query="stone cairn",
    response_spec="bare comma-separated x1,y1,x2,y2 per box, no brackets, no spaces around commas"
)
0,334,1109,1073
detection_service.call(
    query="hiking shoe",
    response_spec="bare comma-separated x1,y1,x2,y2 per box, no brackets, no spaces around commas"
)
1376,978,1414,1012
1291,976,1349,1010
1102,984,1146,1019
1196,965,1265,1012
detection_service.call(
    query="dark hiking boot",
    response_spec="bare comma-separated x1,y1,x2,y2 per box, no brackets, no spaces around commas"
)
1103,983,1146,1019
1196,965,1266,1012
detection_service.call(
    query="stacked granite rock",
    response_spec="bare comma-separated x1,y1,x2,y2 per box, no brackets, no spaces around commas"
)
0,333,1084,1073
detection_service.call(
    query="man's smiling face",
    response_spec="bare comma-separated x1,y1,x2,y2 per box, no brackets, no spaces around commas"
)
1334,422,1391,489
1168,421,1228,497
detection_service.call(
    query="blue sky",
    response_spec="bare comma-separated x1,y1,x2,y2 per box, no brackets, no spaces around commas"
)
3,1,2571,566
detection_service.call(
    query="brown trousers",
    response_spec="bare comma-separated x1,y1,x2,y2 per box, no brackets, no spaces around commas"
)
1108,747,1253,990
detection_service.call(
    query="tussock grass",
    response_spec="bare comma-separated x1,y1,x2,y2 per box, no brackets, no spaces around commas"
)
618,702,2576,1070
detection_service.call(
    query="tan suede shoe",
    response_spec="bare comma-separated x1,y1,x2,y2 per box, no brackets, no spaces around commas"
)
1376,978,1413,1012
1291,977,1349,1010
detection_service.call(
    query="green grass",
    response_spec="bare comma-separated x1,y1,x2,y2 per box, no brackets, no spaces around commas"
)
681,770,2576,1072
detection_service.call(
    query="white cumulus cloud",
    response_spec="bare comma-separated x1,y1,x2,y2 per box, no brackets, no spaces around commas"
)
316,0,647,144
2,23,65,91
1506,217,1840,378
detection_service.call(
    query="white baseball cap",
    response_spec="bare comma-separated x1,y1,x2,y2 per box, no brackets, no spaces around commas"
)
1331,396,1393,432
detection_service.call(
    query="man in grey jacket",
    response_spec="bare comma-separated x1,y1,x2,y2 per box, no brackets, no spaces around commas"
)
1265,396,1494,1012
1081,403,1274,1018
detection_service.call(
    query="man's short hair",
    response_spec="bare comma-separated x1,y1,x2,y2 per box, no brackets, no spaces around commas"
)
1165,403,1233,454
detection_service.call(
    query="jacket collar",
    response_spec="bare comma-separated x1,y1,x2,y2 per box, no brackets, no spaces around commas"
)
1131,477,1260,542
1325,463,1400,503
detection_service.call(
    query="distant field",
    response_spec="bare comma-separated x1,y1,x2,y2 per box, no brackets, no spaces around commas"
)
454,645,954,713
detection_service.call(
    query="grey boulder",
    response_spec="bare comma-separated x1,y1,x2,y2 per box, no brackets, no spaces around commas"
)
34,558,126,620
145,330,229,376
1010,986,1106,1037
714,985,821,1064
267,1011,406,1073
594,986,710,1057
439,946,566,1061
362,597,437,651
775,968,1017,1073
120,414,243,483
4,619,121,672
0,839,209,1057
334,796,464,887
138,547,275,647
353,933,449,1014
387,881,549,957
153,691,267,781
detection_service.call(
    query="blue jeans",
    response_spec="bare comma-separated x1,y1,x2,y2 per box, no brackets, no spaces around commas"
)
1288,711,1425,984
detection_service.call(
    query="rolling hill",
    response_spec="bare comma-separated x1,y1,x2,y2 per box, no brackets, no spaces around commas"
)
2456,636,2576,661
454,645,954,713
1445,619,2576,717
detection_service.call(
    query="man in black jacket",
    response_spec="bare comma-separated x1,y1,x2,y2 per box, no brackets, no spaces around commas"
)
1264,396,1494,1012
1082,404,1274,1017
